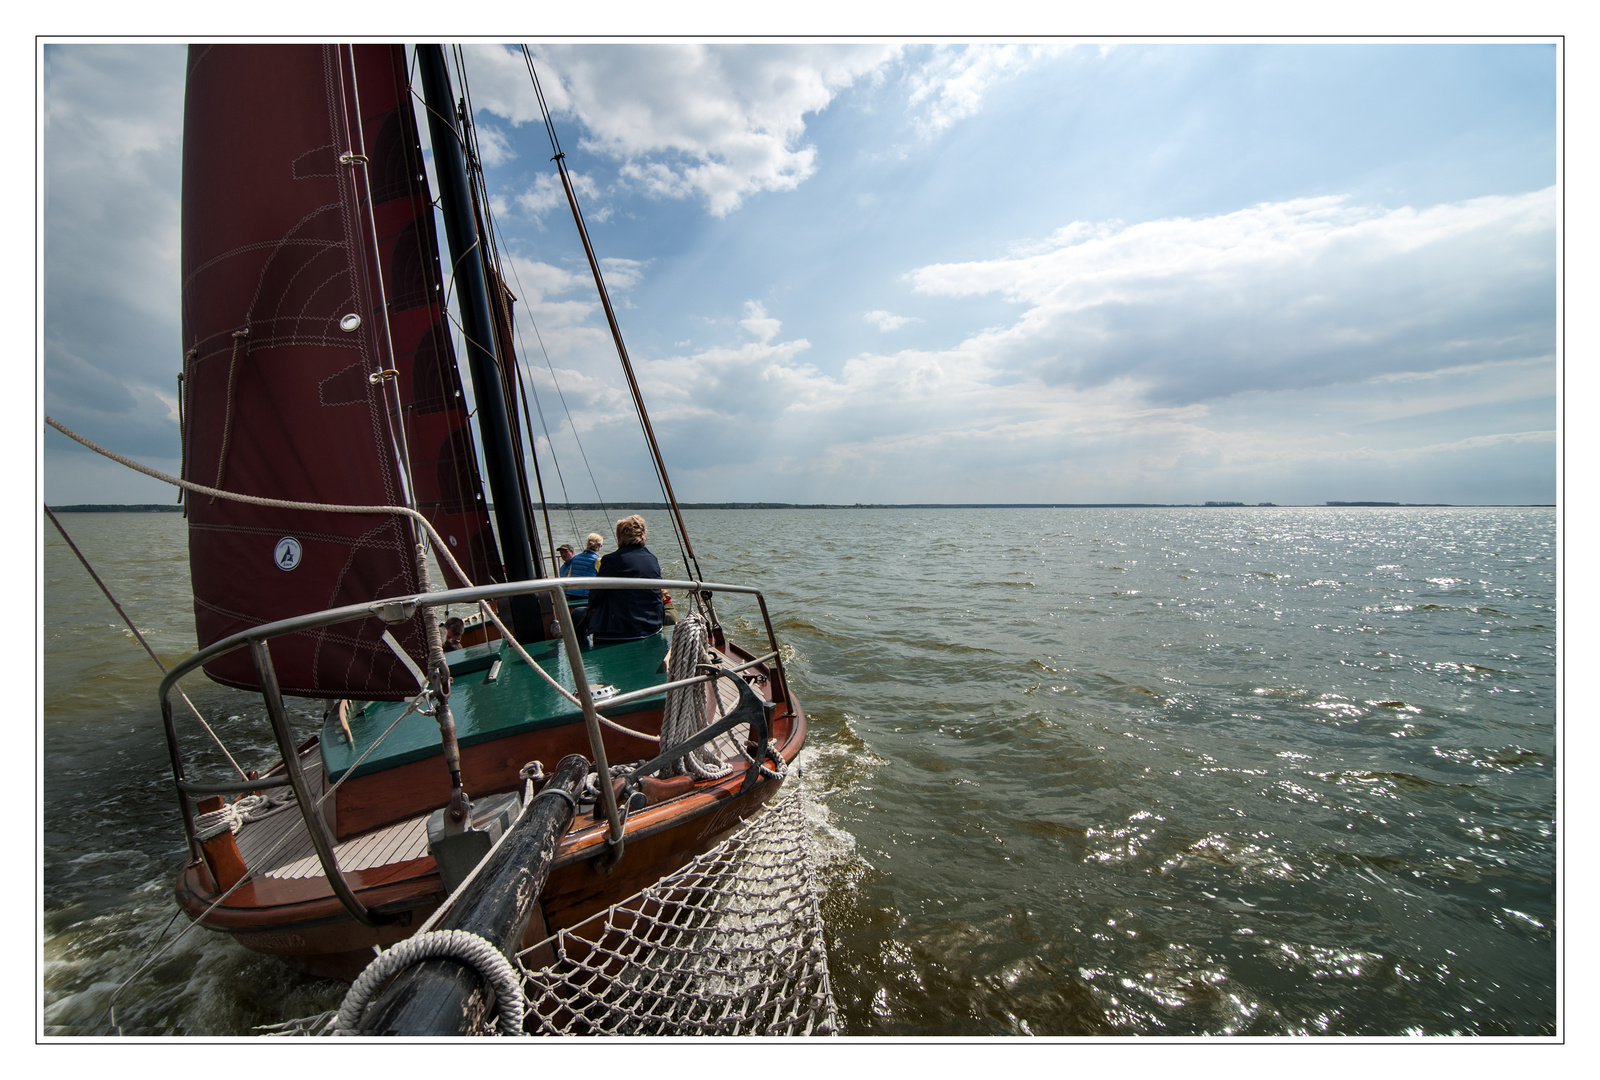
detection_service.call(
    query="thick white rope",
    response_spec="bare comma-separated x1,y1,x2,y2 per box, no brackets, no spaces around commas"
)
661,615,731,780
44,415,474,591
334,928,524,1036
191,790,300,839
192,799,248,840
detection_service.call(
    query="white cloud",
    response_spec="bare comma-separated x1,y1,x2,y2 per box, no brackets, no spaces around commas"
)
456,44,551,124
740,301,782,343
599,257,646,292
473,124,515,167
513,170,600,222
500,254,588,306
908,188,1557,405
522,44,901,216
466,43,1055,218
864,310,915,331
592,183,1554,504
904,44,1063,135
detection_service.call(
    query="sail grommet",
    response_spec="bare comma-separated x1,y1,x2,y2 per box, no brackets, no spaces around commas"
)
339,313,362,332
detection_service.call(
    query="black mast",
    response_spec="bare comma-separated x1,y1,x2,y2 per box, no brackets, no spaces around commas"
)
416,45,547,639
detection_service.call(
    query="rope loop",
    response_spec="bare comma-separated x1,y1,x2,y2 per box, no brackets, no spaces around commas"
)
334,928,524,1036
661,614,732,780
193,800,245,840
193,791,293,840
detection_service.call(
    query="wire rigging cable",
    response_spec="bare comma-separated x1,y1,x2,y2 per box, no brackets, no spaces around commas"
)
44,505,248,780
519,44,704,585
448,48,550,577
442,47,612,562
339,45,420,520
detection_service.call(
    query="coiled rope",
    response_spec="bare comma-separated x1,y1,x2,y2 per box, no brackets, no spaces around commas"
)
192,799,250,840
191,789,298,839
660,614,732,780
334,928,524,1036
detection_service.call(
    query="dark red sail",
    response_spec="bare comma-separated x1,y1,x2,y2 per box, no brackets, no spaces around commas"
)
181,44,502,698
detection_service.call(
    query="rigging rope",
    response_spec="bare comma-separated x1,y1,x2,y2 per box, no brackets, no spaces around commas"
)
519,45,703,584
451,47,581,575
209,329,249,502
450,46,548,571
44,505,248,780
457,58,611,551
492,210,611,553
45,416,474,591
339,44,422,520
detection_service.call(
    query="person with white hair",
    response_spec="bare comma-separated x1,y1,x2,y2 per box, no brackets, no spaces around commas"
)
585,515,664,646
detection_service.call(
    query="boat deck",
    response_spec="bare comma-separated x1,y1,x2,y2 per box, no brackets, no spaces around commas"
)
230,659,750,887
322,634,679,782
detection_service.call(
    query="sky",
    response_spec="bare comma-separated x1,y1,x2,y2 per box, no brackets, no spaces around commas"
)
39,41,1558,506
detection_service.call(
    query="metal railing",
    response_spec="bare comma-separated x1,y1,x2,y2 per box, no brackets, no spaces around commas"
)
158,575,792,925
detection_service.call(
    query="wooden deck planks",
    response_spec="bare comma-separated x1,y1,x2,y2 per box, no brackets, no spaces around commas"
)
227,651,774,884
230,744,431,881
262,815,429,880
705,650,753,764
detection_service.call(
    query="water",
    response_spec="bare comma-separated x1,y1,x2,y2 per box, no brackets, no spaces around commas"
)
42,507,1557,1036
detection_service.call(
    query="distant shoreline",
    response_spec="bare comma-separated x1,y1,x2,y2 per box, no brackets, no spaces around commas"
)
46,501,1555,513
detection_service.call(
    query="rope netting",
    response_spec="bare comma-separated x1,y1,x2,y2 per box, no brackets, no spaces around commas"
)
516,791,837,1036
260,789,836,1037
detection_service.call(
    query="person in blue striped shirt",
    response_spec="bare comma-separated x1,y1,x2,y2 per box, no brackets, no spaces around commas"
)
556,533,604,644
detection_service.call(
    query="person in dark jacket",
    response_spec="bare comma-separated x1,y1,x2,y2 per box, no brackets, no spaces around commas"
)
585,515,664,646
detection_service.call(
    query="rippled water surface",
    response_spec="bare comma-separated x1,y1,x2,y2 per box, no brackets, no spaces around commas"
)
43,507,1557,1036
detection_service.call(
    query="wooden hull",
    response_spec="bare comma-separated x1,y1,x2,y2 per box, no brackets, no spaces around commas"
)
174,664,805,981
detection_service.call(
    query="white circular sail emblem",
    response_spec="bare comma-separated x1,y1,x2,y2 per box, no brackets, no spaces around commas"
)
274,537,303,571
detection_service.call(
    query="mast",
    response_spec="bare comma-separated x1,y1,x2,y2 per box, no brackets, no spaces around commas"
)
416,45,547,639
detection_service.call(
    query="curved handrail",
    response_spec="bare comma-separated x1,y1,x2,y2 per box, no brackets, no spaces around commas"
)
158,575,762,700
159,573,792,927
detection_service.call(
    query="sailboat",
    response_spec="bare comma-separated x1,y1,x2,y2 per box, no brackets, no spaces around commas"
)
158,43,808,983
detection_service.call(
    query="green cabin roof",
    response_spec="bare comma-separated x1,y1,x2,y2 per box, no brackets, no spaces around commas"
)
321,633,670,782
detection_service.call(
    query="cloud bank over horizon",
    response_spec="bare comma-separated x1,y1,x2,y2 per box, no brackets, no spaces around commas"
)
42,42,1556,507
